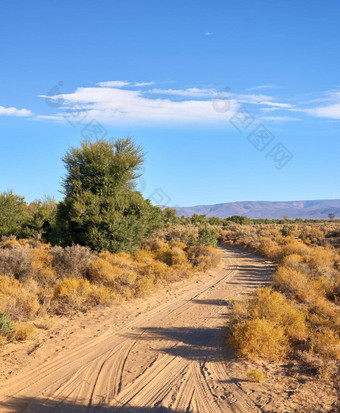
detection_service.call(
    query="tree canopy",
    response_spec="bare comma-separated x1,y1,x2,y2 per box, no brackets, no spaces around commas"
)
52,138,163,252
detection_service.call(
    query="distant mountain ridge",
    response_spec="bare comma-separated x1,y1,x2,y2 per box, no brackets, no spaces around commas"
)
173,199,340,219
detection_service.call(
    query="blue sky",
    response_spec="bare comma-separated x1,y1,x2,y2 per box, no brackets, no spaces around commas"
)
1,0,339,207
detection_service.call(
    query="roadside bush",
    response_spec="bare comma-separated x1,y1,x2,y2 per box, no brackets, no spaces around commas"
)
0,275,40,321
0,310,15,337
53,278,112,314
12,323,36,341
51,245,96,278
30,247,58,287
88,257,118,286
310,329,340,360
0,245,32,280
230,318,288,360
186,245,221,271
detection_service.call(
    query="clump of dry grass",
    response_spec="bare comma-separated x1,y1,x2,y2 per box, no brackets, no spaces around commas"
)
53,278,112,314
229,287,307,360
246,369,267,383
231,318,288,360
12,323,36,341
0,275,40,321
186,245,221,271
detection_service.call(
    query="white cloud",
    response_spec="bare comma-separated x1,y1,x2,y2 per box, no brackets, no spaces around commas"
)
205,32,213,36
134,81,155,87
97,80,130,88
236,93,294,108
304,103,340,120
295,89,340,119
247,84,278,91
260,116,300,122
40,86,239,124
0,105,33,117
148,88,217,98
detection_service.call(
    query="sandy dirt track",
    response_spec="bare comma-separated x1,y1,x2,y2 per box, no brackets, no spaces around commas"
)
0,247,274,412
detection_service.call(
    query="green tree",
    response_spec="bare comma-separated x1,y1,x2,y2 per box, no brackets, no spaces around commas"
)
23,197,58,241
197,228,218,247
0,191,29,236
52,138,163,252
191,214,207,225
162,207,179,225
328,212,335,221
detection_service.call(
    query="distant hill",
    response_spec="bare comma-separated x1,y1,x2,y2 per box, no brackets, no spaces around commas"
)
173,200,340,219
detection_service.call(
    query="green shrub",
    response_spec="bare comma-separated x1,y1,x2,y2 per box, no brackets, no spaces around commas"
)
0,310,15,337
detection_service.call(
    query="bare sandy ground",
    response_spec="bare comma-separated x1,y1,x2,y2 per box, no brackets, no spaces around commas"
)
0,247,337,412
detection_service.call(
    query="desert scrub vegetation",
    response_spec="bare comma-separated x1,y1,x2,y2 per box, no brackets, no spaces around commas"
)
223,222,340,380
0,138,222,351
0,234,221,348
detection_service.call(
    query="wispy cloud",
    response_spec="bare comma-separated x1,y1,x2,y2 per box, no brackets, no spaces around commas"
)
293,89,340,120
247,84,278,91
0,105,33,117
148,87,217,98
235,93,294,109
98,80,156,88
97,81,130,87
205,32,213,36
303,104,340,120
260,115,300,122
134,81,155,87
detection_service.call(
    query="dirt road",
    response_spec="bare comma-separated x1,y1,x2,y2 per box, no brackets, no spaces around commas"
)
0,247,273,412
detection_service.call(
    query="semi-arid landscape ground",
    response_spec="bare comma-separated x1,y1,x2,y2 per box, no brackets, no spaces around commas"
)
0,245,338,412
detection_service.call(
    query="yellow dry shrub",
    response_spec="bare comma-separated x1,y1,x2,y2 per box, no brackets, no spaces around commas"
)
246,369,267,383
133,249,156,264
310,329,340,360
273,266,309,301
300,226,324,245
230,318,288,360
18,238,30,246
154,245,173,266
0,275,40,321
258,237,280,261
241,287,308,342
137,259,169,282
88,258,118,286
304,248,334,276
282,253,305,271
53,278,111,314
186,246,221,271
307,295,335,318
278,240,311,261
31,248,58,286
170,241,187,250
2,239,19,249
171,263,194,280
101,251,135,270
12,323,36,341
89,254,139,298
171,247,189,266
141,238,166,251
